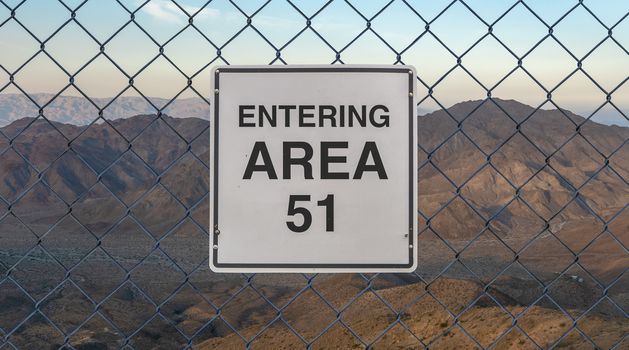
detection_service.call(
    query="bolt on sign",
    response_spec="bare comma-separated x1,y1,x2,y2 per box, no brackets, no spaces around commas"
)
210,65,417,273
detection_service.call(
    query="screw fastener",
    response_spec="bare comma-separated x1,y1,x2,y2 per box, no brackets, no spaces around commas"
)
214,89,219,95
213,245,218,250
409,92,413,97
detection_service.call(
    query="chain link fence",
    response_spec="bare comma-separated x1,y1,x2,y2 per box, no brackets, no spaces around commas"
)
0,0,627,349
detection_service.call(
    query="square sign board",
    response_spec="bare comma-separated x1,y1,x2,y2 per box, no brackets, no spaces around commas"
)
210,65,417,273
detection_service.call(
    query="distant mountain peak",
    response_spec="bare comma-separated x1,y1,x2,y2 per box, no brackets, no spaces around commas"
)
0,93,210,126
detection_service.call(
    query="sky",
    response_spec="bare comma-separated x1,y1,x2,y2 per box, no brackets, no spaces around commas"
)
0,0,627,125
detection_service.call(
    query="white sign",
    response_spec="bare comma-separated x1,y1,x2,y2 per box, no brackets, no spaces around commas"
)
210,65,417,273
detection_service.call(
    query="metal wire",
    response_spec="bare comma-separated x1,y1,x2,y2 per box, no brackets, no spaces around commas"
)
0,0,627,349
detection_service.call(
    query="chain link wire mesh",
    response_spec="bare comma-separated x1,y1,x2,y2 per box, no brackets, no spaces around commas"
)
0,0,627,348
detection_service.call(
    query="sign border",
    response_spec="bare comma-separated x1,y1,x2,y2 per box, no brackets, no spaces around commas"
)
210,65,417,273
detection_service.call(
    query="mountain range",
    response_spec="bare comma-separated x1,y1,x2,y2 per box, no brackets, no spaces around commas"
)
0,93,211,125
1,98,626,247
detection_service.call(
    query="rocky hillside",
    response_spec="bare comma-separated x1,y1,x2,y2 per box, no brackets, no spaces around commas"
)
12,275,622,349
417,99,628,240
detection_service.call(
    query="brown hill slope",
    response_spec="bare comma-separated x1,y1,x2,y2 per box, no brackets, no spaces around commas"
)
417,99,627,239
196,277,627,349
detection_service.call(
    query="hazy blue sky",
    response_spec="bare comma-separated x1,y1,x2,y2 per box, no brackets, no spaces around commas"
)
0,0,627,125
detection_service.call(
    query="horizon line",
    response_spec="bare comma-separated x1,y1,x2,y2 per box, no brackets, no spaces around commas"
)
0,97,627,130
